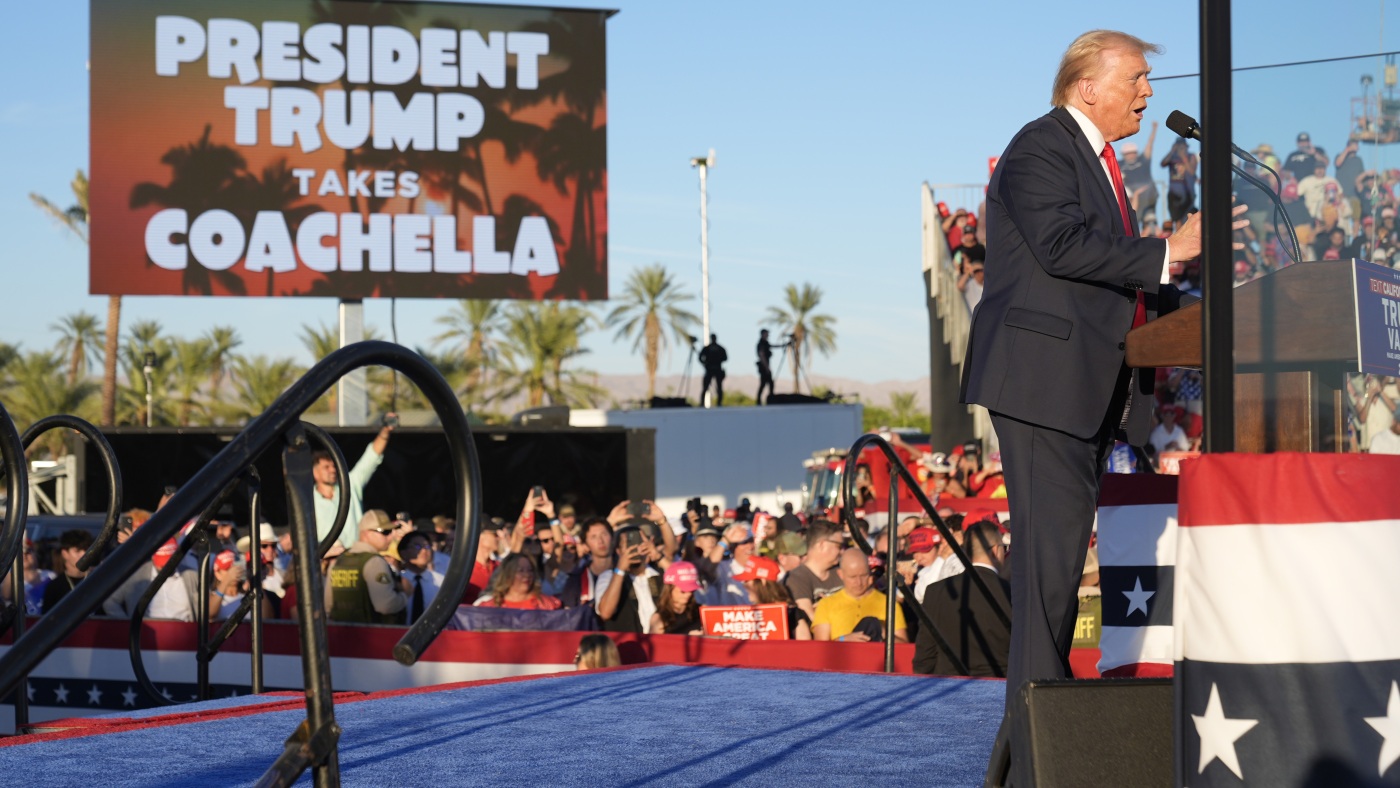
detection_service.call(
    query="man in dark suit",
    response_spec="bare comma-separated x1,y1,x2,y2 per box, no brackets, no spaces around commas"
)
959,29,1246,785
913,519,1011,678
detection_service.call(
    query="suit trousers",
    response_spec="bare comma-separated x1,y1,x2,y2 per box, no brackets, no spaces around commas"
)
989,410,1115,786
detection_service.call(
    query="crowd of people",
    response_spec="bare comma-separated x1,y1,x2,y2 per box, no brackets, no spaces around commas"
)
1,434,1038,680
941,123,1400,463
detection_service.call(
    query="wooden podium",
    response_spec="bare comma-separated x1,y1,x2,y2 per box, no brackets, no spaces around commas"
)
1126,259,1391,453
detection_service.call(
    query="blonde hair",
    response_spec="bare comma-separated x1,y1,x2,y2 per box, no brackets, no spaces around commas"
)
1051,30,1162,107
575,634,621,670
488,553,541,605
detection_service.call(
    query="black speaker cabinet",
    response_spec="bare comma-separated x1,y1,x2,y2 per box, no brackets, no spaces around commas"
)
1008,678,1172,787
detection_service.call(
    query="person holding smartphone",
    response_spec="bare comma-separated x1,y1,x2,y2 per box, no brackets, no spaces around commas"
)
595,524,663,634
512,485,556,556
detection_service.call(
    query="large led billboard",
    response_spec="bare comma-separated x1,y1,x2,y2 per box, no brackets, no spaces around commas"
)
90,0,610,299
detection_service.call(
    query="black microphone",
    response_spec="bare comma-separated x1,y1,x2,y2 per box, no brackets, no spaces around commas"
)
1166,110,1261,166
1165,110,1302,263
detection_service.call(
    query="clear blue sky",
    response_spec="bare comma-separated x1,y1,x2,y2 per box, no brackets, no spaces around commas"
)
2,0,1395,393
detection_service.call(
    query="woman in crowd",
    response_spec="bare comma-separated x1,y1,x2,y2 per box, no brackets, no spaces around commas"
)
741,557,812,640
575,634,621,670
649,561,703,635
475,552,562,610
209,550,246,621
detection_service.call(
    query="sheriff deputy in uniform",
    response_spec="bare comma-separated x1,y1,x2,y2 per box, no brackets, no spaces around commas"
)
327,509,409,624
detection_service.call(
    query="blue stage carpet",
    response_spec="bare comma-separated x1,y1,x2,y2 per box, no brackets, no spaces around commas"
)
0,665,1003,786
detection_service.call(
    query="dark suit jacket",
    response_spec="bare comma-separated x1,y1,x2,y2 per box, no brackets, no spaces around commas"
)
913,566,1012,678
960,106,1189,445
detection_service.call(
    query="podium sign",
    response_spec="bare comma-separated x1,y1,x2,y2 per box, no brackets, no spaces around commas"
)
1354,259,1400,375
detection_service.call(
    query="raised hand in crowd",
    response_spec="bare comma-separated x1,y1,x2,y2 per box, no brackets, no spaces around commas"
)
512,486,555,553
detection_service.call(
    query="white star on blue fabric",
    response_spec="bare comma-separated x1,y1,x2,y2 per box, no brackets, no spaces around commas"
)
1193,683,1258,779
121,686,137,707
86,684,102,705
1365,681,1400,776
53,683,69,704
1123,576,1155,618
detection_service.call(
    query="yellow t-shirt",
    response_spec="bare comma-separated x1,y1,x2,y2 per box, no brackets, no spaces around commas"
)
812,588,906,639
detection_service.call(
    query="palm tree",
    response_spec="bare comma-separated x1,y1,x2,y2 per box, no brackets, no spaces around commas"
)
433,300,504,396
232,160,324,295
228,355,305,422
129,125,250,296
516,15,608,298
300,322,340,414
30,170,119,425
0,343,18,382
604,265,699,400
889,391,921,428
117,321,173,426
764,283,838,392
204,326,242,410
299,322,385,414
495,302,603,408
169,336,215,426
127,320,165,357
51,311,103,386
5,350,99,457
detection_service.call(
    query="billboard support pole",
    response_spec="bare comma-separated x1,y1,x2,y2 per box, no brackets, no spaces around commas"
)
690,150,715,407
338,300,368,426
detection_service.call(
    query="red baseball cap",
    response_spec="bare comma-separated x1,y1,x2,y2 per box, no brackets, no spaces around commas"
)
736,556,781,583
906,527,942,554
152,539,179,570
964,509,999,527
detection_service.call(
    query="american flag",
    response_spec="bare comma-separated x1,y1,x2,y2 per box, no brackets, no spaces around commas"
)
1095,474,1178,678
1176,453,1400,785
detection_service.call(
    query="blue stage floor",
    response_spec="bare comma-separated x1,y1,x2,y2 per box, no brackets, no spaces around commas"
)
0,665,1004,786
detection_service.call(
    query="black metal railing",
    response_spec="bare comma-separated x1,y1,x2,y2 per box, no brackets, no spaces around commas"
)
20,415,124,573
0,413,123,732
127,426,350,707
126,474,240,705
0,403,30,729
0,342,483,788
840,433,1011,676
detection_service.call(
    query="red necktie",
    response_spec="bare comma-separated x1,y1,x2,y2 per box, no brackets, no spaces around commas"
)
1103,142,1147,328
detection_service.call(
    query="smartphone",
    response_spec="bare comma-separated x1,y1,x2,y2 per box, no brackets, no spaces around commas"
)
618,527,644,550
936,201,950,219
531,485,544,500
627,500,648,518
381,413,399,428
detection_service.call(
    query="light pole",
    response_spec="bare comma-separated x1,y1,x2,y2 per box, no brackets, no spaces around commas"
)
689,149,716,343
142,352,156,427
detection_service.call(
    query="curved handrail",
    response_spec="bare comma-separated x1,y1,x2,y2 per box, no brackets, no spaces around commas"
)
0,341,482,787
0,403,31,598
0,403,29,730
18,414,124,571
841,434,1011,676
127,476,242,706
132,425,341,706
304,423,351,558
206,469,267,675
